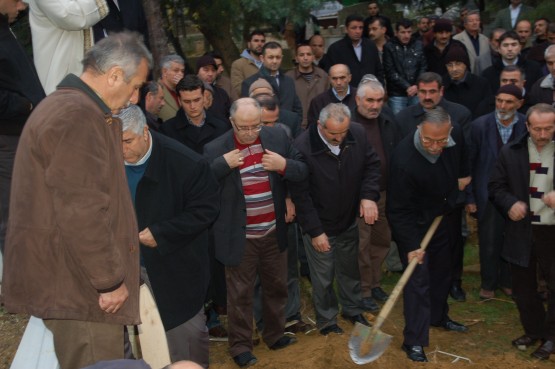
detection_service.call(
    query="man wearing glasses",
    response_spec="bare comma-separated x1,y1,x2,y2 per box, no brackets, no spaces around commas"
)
387,106,471,362
203,98,307,367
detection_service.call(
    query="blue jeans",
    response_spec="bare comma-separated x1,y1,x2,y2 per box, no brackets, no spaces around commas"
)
388,95,419,115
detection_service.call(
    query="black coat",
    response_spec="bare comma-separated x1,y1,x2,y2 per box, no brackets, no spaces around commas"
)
423,39,468,77
481,57,543,94
321,35,385,86
443,73,493,120
291,122,381,238
0,14,45,135
383,37,427,97
92,0,149,48
203,127,308,266
386,124,469,252
307,88,358,127
161,109,230,154
488,132,553,268
135,131,220,330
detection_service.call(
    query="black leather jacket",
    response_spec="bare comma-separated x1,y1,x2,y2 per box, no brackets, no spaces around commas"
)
383,37,427,97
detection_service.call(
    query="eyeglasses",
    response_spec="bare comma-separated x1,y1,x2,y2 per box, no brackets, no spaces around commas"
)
420,136,450,146
232,121,263,133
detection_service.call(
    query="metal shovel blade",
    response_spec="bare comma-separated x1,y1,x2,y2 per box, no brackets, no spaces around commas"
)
348,322,393,364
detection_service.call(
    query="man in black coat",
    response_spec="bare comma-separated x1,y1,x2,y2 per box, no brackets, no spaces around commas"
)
162,75,229,155
321,14,384,86
120,105,220,367
0,1,45,261
204,98,307,367
387,106,470,362
488,104,555,361
424,19,468,77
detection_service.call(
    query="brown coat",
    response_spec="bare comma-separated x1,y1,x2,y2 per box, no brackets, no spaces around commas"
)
230,55,259,98
158,81,179,122
2,74,140,325
285,67,329,129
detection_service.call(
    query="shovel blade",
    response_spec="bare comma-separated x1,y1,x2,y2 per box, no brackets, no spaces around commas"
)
348,322,393,364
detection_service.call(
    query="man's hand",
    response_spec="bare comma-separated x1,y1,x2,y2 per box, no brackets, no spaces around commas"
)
465,203,477,214
542,191,555,209
261,149,286,172
458,176,471,191
408,249,425,264
223,149,244,169
406,85,418,97
139,227,157,247
312,233,331,252
285,197,296,223
359,199,378,225
508,201,527,221
98,283,129,314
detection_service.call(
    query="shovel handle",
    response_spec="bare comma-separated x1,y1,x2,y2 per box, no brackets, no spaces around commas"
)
371,215,443,333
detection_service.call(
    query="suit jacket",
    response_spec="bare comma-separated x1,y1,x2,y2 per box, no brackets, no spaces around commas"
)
241,67,303,121
489,5,534,32
453,31,492,75
135,131,219,330
158,82,179,122
203,127,308,266
321,36,385,86
466,112,527,220
481,56,543,94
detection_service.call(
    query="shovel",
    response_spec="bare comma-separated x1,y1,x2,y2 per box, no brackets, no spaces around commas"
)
349,215,443,364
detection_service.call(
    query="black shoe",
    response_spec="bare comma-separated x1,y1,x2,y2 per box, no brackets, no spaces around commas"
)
434,319,468,332
360,297,380,313
269,335,297,350
402,344,428,362
531,340,555,360
319,323,344,336
371,287,389,302
342,313,370,326
233,351,257,367
449,284,466,302
512,335,539,351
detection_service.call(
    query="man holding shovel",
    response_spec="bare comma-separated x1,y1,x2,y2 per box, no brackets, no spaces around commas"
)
387,106,470,362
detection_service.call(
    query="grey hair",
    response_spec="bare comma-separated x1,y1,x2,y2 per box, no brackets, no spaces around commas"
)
318,103,351,127
545,44,555,59
144,80,161,95
118,105,147,135
464,10,480,24
160,54,185,71
230,97,261,120
357,79,385,97
82,31,152,82
526,103,555,122
421,106,451,126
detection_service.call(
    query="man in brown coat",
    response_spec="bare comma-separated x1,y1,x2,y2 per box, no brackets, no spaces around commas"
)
2,32,151,369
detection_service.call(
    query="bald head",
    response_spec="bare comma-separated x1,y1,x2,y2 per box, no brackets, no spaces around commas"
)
329,64,352,96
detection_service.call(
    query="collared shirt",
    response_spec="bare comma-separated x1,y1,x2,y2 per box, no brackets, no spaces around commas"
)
495,113,518,144
502,57,519,66
331,86,351,102
185,110,206,127
510,4,522,28
317,125,341,155
353,39,362,61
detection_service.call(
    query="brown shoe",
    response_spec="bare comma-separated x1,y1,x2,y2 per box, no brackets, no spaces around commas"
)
285,319,314,333
209,325,228,342
479,289,495,300
531,340,555,360
512,335,538,350
501,287,513,297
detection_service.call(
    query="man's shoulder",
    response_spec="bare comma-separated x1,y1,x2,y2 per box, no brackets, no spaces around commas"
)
204,129,233,151
152,130,202,161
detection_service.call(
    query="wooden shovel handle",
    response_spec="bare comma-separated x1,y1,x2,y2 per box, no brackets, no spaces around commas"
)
371,215,443,333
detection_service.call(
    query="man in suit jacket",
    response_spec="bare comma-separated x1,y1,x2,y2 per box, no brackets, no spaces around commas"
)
489,0,533,32
158,54,186,122
453,10,492,75
203,98,307,367
466,85,527,300
241,42,303,121
120,105,219,367
321,14,384,86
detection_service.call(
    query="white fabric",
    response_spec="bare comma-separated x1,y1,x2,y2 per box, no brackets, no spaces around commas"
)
28,0,107,94
10,317,60,369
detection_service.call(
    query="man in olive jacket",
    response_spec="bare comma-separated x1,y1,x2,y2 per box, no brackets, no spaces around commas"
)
2,32,151,369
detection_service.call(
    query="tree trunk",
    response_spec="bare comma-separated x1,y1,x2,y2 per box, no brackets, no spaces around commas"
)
142,0,170,79
198,20,240,72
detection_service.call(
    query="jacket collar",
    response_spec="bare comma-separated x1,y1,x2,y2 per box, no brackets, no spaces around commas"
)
307,121,356,155
57,74,113,122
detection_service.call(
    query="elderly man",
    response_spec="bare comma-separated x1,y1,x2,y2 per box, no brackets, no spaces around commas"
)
2,32,151,369
529,45,555,105
139,81,165,131
307,64,357,126
0,0,45,281
351,78,399,311
467,85,527,300
158,54,186,122
453,10,492,75
309,34,326,67
291,103,381,334
387,107,470,362
119,105,219,367
489,104,555,361
204,98,306,367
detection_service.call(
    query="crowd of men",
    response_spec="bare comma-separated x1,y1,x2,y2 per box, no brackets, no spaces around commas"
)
1,0,555,368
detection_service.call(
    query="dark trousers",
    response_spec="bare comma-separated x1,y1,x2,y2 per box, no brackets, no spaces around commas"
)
512,225,555,341
358,193,391,296
0,135,18,255
226,231,287,357
478,202,511,290
400,215,452,346
448,207,465,286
